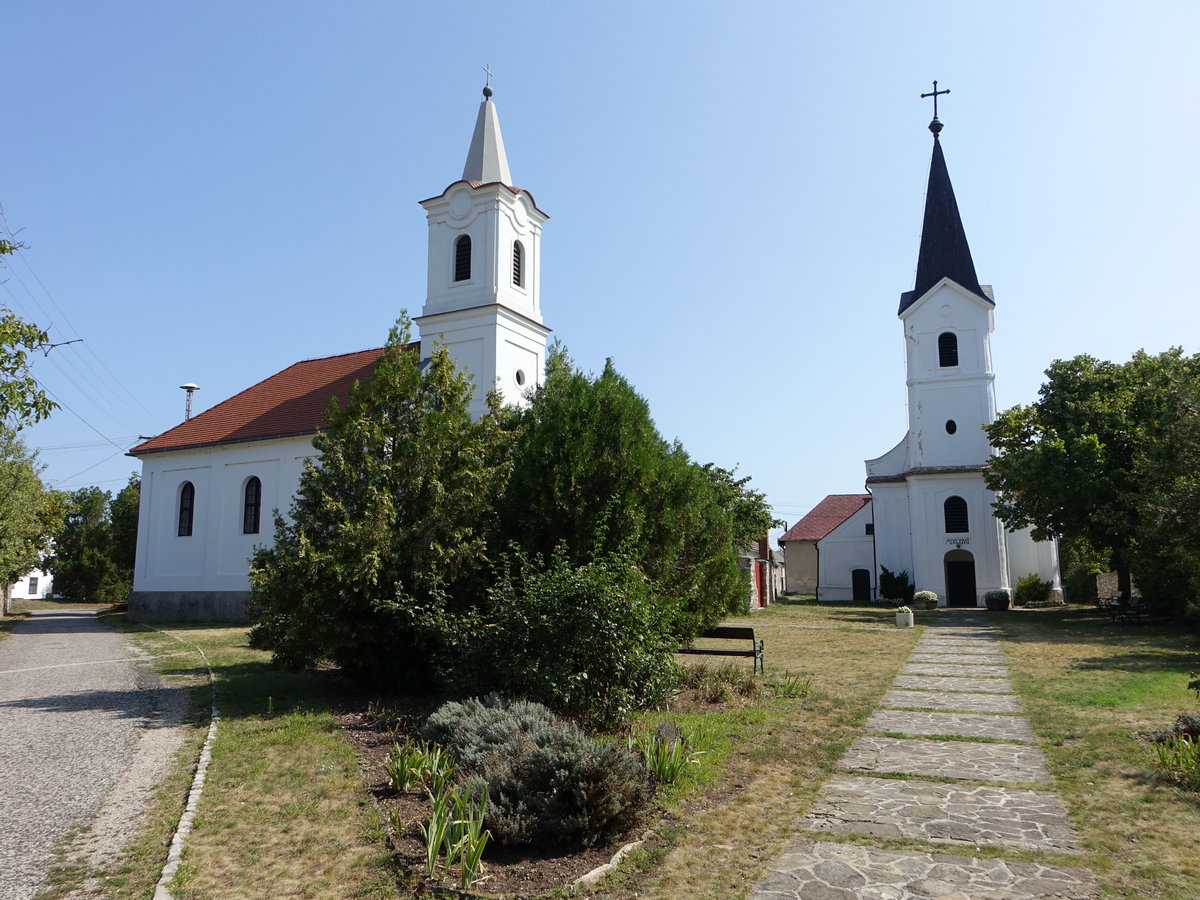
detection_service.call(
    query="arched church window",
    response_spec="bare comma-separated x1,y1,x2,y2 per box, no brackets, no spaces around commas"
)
243,477,262,535
938,332,959,367
944,496,969,533
178,482,195,537
512,240,524,287
454,235,472,282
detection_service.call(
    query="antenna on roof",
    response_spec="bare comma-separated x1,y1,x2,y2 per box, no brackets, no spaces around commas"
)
179,382,200,421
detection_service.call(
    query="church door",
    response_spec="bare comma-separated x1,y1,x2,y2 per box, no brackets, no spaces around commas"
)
944,550,977,607
851,569,871,602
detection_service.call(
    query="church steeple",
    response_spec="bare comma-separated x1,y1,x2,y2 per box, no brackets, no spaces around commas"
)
898,107,990,315
461,80,512,185
416,81,551,419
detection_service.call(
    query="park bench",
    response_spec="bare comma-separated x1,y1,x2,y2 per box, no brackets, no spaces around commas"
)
1108,594,1149,624
678,626,765,674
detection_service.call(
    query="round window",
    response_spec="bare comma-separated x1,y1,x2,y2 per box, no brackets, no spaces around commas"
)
945,419,958,434
515,369,526,386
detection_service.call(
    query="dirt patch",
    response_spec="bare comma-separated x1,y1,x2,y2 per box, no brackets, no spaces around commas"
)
335,696,627,898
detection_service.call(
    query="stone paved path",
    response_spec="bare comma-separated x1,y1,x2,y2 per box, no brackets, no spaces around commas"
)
750,610,1098,899
0,609,181,900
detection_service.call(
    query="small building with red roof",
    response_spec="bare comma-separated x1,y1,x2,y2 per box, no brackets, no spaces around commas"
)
778,494,873,599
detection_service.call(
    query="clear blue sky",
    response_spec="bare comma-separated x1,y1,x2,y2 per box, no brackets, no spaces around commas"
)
3,1,1198,533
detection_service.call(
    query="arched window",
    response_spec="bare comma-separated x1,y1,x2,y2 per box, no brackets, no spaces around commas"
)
512,240,524,287
454,234,472,282
178,482,195,537
944,495,969,533
243,477,262,535
938,332,959,367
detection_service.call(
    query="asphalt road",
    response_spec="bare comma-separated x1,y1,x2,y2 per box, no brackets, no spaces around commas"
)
0,608,175,900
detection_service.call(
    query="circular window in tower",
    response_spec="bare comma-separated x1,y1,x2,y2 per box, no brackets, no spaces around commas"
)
945,419,958,435
515,369,526,386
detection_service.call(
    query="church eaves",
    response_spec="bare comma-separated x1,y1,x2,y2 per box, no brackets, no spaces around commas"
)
461,85,512,185
898,127,991,315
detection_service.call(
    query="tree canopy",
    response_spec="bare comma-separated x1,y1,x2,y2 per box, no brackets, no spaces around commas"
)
985,348,1200,616
1,229,55,427
0,425,63,614
248,316,511,684
248,325,776,721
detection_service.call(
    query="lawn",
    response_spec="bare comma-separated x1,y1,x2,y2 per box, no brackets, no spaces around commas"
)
29,599,1200,899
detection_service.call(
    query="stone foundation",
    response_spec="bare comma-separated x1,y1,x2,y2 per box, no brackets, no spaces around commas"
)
128,591,250,623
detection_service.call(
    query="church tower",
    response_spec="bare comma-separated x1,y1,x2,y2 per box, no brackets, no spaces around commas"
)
866,91,1057,607
415,83,551,418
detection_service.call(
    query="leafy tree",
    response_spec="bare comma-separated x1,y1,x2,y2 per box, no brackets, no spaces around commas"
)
247,316,511,684
475,548,678,729
985,349,1200,611
0,425,63,614
109,473,141,575
46,486,129,602
496,349,774,638
1124,354,1200,618
1,227,55,427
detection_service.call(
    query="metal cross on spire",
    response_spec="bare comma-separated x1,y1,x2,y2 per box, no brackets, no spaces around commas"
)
482,63,494,98
921,80,950,136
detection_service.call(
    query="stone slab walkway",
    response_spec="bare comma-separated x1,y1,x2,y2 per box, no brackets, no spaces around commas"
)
751,611,1097,899
866,709,1035,742
839,735,1052,783
756,840,1097,900
893,675,1015,693
882,689,1024,714
800,775,1081,853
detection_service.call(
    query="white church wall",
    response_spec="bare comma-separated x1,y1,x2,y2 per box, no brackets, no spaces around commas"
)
869,483,913,581
815,504,876,602
865,437,908,479
905,474,1009,604
130,435,314,621
1006,527,1062,596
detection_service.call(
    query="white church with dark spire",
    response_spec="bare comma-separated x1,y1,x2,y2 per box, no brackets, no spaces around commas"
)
786,100,1061,606
127,85,547,621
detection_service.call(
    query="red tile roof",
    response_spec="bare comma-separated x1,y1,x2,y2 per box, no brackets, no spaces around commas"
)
779,494,871,543
130,346,397,455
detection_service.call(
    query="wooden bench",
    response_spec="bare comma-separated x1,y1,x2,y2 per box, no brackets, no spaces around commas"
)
678,626,765,674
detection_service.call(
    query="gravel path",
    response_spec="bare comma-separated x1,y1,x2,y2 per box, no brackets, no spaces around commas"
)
0,609,186,900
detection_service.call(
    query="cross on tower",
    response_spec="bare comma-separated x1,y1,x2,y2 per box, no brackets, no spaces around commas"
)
921,80,950,119
483,63,494,88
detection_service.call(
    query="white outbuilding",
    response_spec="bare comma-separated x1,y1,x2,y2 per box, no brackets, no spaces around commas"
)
127,86,550,621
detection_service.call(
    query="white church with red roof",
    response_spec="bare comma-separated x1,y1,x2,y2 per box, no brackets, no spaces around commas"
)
781,103,1060,607
128,86,549,621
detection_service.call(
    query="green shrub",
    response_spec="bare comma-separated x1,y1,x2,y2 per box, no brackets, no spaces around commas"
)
1014,573,1053,606
472,549,679,729
421,696,652,850
879,566,914,604
631,722,700,785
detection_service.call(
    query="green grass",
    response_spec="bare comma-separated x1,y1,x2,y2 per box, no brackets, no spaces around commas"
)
989,606,1200,899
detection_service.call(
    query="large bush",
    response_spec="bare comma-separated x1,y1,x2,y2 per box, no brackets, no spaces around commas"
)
248,317,510,685
421,696,652,849
1014,573,1053,606
496,350,775,639
473,549,678,729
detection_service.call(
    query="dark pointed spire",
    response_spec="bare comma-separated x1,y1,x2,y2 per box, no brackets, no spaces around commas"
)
898,118,990,315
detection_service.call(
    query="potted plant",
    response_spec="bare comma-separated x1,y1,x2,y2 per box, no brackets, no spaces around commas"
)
912,590,938,611
895,606,914,627
985,589,1011,611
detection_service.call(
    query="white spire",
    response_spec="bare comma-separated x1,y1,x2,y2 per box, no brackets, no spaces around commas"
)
462,88,512,185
